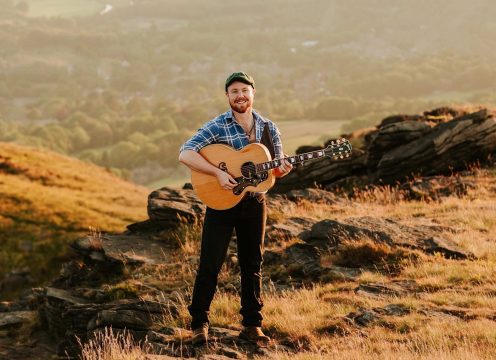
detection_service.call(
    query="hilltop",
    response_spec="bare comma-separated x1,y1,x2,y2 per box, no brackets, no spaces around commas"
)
0,142,149,299
1,108,495,359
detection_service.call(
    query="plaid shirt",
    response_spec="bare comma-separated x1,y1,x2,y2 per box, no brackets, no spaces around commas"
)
179,109,283,159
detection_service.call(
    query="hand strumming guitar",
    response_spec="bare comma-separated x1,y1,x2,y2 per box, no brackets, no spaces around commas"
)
215,168,238,190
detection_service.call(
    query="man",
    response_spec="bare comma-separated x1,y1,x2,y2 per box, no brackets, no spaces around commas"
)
178,72,292,346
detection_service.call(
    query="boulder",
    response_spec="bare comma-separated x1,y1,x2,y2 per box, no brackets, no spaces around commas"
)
304,216,473,259
40,287,167,357
127,187,205,233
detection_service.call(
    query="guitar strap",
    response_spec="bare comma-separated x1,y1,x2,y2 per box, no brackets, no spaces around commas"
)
260,123,276,160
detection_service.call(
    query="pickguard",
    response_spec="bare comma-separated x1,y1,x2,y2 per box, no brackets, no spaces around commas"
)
233,172,269,195
217,161,268,195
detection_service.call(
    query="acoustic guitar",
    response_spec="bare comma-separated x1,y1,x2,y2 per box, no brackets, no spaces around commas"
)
191,138,352,210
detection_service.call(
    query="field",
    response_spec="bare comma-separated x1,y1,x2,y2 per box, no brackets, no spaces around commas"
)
23,0,129,17
278,119,347,154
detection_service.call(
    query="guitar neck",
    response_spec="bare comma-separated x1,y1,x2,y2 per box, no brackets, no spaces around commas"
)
255,149,327,173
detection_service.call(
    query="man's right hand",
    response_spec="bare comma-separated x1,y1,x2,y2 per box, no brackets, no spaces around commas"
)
215,169,238,190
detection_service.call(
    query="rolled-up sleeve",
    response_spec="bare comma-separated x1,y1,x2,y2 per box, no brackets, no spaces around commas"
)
269,123,284,159
179,121,218,153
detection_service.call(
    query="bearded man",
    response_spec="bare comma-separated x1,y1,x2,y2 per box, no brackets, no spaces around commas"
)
178,72,292,346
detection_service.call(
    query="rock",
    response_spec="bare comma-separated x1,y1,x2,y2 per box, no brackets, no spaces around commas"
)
284,243,322,277
344,303,411,327
423,107,465,120
126,219,175,234
320,266,362,282
378,114,426,128
147,187,205,224
345,308,380,326
0,269,33,296
355,280,419,297
272,149,367,193
146,355,187,360
422,236,475,259
126,186,205,234
217,344,245,359
366,120,433,169
39,287,168,357
419,306,478,321
199,355,240,360
285,188,339,204
86,308,154,331
376,303,411,316
71,233,172,266
0,311,35,331
304,216,473,259
262,250,282,265
400,175,477,200
265,217,317,243
273,108,496,192
375,109,496,183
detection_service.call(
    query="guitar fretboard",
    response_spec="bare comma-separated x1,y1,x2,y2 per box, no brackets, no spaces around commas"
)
255,149,327,173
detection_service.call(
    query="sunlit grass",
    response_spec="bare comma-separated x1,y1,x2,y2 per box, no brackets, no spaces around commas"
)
0,142,148,299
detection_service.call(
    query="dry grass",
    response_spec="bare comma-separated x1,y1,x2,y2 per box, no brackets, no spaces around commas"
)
75,166,496,358
0,142,148,299
169,217,203,256
329,238,423,273
266,319,496,359
79,327,150,360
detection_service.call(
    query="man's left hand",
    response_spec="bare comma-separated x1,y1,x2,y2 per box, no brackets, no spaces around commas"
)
275,158,293,178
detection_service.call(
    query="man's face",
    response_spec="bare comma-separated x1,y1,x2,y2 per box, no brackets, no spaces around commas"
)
226,81,256,114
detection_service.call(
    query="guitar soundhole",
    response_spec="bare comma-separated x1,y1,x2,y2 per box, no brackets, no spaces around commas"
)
241,162,256,178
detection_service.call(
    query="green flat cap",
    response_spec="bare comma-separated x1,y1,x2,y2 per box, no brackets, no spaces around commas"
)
225,72,255,91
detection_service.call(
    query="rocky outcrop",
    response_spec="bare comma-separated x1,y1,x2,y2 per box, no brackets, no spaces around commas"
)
305,216,472,259
273,108,496,192
127,187,205,234
39,287,168,357
375,109,496,182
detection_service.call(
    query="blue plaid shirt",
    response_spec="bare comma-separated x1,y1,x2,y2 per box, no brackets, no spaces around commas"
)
179,109,283,159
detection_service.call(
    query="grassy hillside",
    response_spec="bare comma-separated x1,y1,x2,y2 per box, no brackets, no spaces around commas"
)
0,141,149,299
77,167,496,359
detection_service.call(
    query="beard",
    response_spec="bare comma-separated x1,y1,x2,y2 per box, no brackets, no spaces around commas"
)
229,97,252,114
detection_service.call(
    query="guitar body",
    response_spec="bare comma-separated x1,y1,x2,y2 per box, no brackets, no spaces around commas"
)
191,143,275,210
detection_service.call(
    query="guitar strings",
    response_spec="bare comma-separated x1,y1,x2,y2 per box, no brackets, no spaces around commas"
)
241,144,351,175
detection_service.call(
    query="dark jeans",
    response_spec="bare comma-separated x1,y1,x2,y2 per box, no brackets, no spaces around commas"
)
188,196,266,329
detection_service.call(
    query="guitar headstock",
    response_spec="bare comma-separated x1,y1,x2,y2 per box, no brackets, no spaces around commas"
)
324,138,352,159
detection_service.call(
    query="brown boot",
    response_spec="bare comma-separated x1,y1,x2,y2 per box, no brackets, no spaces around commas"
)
191,323,208,345
239,326,271,346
